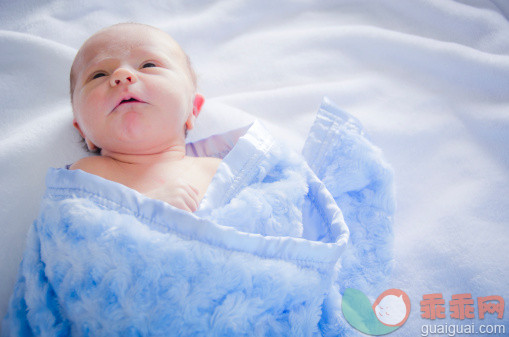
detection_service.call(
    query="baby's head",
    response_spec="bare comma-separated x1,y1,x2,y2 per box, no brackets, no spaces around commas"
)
70,23,204,155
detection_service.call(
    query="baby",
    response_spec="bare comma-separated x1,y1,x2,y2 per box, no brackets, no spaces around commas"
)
70,23,221,212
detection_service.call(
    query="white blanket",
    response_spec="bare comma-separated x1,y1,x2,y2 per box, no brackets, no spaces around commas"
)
1,0,508,334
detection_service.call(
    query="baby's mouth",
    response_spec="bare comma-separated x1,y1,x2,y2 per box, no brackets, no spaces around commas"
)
119,97,143,106
121,98,139,104
113,96,146,112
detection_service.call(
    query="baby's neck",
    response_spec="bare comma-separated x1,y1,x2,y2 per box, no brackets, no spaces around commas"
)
100,145,187,167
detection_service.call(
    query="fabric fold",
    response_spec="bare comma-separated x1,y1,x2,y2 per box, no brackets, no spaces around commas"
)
3,98,394,337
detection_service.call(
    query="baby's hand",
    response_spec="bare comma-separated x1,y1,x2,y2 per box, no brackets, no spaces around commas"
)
145,179,200,212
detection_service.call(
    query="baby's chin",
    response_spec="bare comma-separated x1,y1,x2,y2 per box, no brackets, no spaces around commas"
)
110,113,187,146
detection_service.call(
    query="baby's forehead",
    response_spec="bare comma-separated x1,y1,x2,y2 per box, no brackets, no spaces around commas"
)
74,25,184,72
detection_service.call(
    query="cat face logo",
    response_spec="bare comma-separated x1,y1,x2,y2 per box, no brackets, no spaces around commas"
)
342,288,411,335
373,289,411,327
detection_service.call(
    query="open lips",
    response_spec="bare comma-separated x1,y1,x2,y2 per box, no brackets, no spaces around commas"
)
121,98,139,104
112,96,146,112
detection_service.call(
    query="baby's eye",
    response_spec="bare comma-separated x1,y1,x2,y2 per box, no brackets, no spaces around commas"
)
142,62,157,69
92,72,106,79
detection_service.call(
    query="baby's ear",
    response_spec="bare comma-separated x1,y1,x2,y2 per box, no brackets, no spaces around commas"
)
193,93,205,117
73,119,98,152
73,119,86,138
186,94,205,131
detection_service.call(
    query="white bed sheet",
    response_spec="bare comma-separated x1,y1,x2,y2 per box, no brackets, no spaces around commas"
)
1,0,508,334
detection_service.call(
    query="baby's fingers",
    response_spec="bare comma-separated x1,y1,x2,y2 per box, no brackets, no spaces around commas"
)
188,184,200,197
184,185,200,212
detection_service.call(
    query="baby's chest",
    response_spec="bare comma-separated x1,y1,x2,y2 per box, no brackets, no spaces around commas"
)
141,157,221,201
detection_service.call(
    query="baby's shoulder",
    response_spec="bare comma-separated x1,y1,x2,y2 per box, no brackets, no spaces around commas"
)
69,156,114,176
191,156,222,172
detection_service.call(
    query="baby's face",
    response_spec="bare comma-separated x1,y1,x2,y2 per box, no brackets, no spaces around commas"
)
71,25,196,155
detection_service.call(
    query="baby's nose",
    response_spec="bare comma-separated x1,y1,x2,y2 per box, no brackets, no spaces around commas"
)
110,68,138,87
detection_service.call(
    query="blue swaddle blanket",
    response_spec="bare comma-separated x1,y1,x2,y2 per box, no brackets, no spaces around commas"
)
2,98,394,336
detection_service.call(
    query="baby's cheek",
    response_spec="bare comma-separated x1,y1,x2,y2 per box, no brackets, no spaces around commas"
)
77,89,99,114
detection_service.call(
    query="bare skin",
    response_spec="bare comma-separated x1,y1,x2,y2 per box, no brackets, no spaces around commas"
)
70,151,221,212
70,24,221,212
